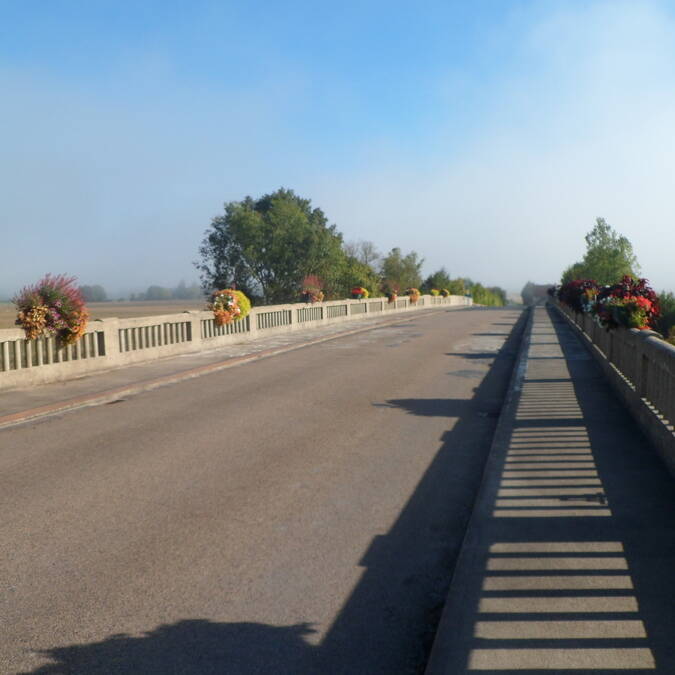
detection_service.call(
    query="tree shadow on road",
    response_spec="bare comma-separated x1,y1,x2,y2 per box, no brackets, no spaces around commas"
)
444,352,504,360
373,399,471,417
24,620,317,675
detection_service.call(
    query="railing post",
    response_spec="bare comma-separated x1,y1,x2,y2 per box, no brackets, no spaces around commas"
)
184,311,202,346
96,318,120,365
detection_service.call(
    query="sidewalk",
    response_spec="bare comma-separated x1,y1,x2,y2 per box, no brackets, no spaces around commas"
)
426,305,675,673
0,306,456,428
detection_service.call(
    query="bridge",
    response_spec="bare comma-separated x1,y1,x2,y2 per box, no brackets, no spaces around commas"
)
0,297,673,673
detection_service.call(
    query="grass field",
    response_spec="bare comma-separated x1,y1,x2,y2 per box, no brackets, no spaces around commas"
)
0,300,207,330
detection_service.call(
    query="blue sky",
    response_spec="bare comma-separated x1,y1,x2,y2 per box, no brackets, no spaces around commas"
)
2,0,675,297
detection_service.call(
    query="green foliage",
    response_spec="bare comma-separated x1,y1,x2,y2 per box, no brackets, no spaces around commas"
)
655,291,675,342
561,218,639,286
324,253,379,300
194,187,511,306
471,284,507,306
197,188,346,304
231,289,252,318
79,284,107,302
380,248,423,292
447,278,466,295
561,262,587,285
422,267,452,293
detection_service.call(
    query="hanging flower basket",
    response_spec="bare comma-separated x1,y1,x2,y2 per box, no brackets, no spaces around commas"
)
13,274,89,346
209,289,251,326
300,275,324,303
387,292,398,303
593,277,660,331
351,287,369,299
301,290,324,303
407,288,420,304
440,289,450,297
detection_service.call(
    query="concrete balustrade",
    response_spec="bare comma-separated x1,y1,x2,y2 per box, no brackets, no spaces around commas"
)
0,294,471,390
553,300,675,475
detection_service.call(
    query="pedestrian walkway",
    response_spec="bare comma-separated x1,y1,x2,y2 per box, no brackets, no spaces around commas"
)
427,305,675,673
0,305,458,427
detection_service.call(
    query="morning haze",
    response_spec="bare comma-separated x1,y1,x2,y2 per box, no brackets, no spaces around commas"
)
2,1,674,297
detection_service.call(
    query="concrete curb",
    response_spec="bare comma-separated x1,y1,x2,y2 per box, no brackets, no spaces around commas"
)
424,305,533,674
0,308,450,430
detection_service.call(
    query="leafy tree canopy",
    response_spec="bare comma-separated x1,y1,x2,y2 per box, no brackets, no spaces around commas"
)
561,218,639,286
380,247,423,291
422,267,452,292
196,188,346,304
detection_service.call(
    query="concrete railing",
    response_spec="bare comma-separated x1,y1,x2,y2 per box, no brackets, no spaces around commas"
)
0,294,471,389
552,299,675,474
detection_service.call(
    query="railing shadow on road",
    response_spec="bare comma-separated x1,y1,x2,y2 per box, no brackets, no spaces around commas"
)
546,305,675,672
422,306,671,673
24,308,528,675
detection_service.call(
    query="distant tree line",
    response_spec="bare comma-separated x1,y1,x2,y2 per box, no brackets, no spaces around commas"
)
129,281,203,301
78,284,109,303
196,188,507,306
78,281,203,303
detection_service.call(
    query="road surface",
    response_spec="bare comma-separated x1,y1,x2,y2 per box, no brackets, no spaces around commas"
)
0,307,523,674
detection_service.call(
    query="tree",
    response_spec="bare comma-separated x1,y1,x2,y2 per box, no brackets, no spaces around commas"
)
196,188,346,304
173,280,203,300
447,278,466,295
422,267,452,292
561,218,639,285
655,291,675,343
380,248,423,291
471,283,507,306
144,285,172,300
79,284,107,302
332,254,381,297
343,240,380,268
560,262,586,285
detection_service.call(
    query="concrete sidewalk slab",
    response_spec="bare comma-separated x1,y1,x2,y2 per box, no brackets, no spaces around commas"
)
0,306,459,429
426,305,675,674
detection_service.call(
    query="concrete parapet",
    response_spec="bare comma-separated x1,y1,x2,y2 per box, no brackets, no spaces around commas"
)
0,294,472,389
551,300,675,477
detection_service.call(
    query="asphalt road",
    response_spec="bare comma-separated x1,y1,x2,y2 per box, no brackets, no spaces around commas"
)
0,307,524,674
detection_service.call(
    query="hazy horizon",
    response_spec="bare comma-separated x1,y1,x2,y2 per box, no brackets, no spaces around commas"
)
3,1,675,299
